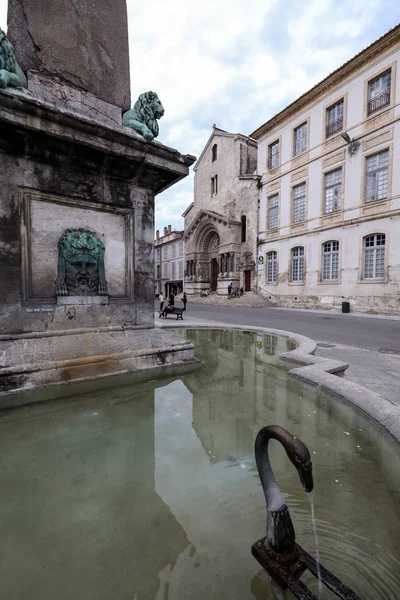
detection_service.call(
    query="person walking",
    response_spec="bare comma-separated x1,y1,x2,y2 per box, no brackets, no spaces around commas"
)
182,292,187,310
228,282,232,297
169,290,175,306
159,292,164,312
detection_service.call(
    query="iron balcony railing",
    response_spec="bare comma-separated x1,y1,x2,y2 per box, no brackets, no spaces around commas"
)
368,90,390,115
326,116,343,138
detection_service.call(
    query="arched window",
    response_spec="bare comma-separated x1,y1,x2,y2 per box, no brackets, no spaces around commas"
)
241,215,246,242
291,247,304,282
363,234,385,279
212,144,217,162
267,251,277,283
322,241,339,280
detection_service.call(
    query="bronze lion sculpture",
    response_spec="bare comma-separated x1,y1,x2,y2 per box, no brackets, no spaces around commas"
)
122,91,164,141
0,28,27,89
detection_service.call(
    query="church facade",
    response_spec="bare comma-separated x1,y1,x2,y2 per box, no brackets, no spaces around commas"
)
183,126,259,296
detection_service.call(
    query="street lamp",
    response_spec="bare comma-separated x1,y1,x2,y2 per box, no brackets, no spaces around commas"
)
341,132,360,155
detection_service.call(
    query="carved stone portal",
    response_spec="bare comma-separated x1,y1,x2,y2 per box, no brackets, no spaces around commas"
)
56,228,108,296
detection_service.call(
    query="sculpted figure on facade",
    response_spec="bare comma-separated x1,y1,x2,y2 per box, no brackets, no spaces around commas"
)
56,229,108,296
240,251,255,269
0,28,27,89
209,236,219,252
123,91,164,141
203,262,209,279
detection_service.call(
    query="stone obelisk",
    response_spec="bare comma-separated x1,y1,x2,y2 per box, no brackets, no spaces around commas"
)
0,1,196,400
7,0,131,111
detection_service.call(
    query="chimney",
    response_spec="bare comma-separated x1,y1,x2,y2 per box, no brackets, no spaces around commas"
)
164,227,168,236
156,230,159,241
168,225,172,233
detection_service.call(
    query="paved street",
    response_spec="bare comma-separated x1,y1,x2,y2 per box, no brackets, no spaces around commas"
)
175,302,400,351
157,301,400,404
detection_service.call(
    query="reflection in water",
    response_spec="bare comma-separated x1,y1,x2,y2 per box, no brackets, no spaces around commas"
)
265,334,277,356
0,381,189,600
0,329,399,600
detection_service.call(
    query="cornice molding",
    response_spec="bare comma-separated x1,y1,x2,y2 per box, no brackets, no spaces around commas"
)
251,25,400,141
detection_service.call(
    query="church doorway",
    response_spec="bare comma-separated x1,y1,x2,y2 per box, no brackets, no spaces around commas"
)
244,270,251,292
211,259,218,291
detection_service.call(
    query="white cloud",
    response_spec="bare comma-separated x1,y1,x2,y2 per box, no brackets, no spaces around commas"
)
0,1,6,28
1,0,398,233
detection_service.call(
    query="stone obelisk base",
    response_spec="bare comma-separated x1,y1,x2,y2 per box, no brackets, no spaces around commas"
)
0,75,196,401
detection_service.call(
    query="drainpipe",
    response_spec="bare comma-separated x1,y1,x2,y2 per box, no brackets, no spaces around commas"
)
255,174,262,296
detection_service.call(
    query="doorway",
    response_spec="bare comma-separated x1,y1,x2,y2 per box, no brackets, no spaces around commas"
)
211,259,218,291
244,270,251,292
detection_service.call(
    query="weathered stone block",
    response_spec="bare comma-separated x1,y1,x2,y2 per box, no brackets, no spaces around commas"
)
7,0,131,110
28,72,123,127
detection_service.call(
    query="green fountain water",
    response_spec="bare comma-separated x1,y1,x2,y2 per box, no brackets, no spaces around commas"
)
0,329,399,599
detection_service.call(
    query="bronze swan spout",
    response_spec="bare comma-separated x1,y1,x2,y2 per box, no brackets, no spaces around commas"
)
252,425,362,600
255,425,313,555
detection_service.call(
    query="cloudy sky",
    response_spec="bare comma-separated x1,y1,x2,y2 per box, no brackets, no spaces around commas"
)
1,1,399,234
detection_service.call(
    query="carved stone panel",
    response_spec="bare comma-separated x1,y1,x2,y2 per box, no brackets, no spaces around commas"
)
20,189,132,304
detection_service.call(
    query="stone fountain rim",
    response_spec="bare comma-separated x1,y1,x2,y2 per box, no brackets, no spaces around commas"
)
158,321,400,445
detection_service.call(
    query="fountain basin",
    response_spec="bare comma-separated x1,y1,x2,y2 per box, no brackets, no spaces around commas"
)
0,328,399,599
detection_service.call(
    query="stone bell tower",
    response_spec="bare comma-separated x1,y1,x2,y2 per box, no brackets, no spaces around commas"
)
0,1,196,399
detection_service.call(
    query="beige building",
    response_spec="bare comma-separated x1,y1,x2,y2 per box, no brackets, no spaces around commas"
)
154,226,184,297
253,26,400,315
183,126,259,295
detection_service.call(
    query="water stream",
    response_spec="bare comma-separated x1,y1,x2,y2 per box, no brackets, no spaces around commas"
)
0,329,399,599
309,493,323,598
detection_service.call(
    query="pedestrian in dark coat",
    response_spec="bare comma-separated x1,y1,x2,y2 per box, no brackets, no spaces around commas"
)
169,291,175,306
182,292,187,310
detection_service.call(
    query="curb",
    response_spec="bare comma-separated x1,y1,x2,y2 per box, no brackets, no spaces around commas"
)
156,318,400,444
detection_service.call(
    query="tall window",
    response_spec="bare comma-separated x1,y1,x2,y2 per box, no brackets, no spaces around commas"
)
326,99,344,138
368,69,391,115
268,195,279,230
171,262,176,279
156,265,160,278
179,241,184,257
292,183,306,223
179,261,183,279
267,251,277,283
163,263,168,277
212,143,217,162
211,175,218,195
363,234,385,280
322,241,339,281
172,243,176,258
163,246,168,259
156,248,160,261
241,215,247,242
293,122,307,156
268,140,280,169
291,247,304,282
324,168,342,213
365,150,389,203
